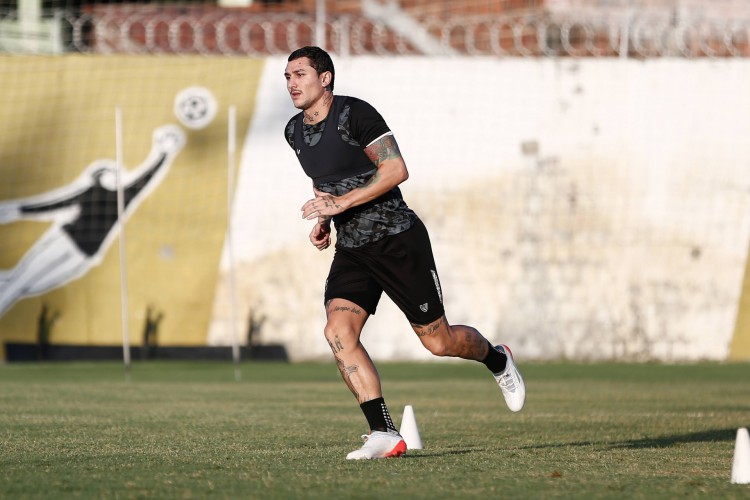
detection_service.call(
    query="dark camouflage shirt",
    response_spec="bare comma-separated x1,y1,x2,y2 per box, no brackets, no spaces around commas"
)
315,166,416,248
286,97,417,248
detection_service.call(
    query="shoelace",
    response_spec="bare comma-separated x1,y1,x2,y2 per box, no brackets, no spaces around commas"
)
500,371,516,392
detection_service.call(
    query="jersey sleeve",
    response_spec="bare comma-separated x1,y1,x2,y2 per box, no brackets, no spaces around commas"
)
347,98,392,147
284,116,297,149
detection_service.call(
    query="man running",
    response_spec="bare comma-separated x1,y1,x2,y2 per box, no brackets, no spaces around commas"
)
283,46,525,460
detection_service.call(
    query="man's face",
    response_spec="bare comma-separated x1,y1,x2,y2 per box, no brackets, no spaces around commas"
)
284,57,327,110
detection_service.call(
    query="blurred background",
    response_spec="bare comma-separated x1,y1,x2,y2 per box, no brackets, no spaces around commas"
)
1,0,749,364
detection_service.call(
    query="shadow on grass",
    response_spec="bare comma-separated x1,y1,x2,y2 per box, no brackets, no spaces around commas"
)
613,428,737,449
404,448,479,459
520,428,737,450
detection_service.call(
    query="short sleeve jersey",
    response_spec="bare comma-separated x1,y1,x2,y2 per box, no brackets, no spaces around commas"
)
285,95,417,248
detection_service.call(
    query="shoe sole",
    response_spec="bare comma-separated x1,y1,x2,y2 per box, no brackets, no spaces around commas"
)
346,439,408,460
384,439,407,458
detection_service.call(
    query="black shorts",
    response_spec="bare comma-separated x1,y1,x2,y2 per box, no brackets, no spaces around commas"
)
324,218,445,325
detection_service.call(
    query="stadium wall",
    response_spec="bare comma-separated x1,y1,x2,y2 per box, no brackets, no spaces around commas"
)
2,55,750,363
211,56,750,363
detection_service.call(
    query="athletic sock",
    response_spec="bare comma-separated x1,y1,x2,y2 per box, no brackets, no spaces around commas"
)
481,341,507,374
360,397,398,433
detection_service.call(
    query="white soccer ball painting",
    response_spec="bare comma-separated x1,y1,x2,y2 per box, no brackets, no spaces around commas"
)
174,86,218,130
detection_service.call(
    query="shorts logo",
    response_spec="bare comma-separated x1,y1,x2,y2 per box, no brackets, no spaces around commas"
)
420,303,429,312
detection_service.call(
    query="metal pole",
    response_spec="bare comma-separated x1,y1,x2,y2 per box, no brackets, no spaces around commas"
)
115,107,131,375
227,106,241,381
619,10,630,59
316,0,326,50
18,0,41,52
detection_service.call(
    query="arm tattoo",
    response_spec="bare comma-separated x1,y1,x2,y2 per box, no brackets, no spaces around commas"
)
365,170,381,188
364,134,402,167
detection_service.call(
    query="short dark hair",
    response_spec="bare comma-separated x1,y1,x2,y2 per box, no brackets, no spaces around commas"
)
288,46,335,91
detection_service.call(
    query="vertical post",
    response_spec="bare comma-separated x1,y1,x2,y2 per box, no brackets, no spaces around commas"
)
18,0,41,24
340,15,350,57
619,10,630,59
316,0,326,50
115,107,131,374
18,0,42,53
227,106,241,380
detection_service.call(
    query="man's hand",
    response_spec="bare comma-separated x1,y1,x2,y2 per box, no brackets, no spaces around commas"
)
309,220,331,251
301,189,346,220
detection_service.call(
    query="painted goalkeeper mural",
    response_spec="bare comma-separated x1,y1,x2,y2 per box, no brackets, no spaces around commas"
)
0,55,263,357
0,125,185,317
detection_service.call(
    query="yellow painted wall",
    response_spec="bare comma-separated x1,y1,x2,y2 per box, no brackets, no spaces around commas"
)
730,241,750,361
0,55,265,358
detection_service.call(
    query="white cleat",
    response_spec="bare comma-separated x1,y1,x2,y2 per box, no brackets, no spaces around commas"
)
346,430,407,460
492,344,526,412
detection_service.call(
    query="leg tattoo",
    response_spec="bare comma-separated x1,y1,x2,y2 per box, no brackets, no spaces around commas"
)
327,335,344,354
335,355,360,400
410,316,444,338
456,328,489,360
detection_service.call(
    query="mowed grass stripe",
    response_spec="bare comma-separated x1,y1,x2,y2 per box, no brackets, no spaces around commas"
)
1,361,749,499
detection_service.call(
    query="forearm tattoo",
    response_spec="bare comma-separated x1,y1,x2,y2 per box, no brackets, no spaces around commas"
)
364,134,402,167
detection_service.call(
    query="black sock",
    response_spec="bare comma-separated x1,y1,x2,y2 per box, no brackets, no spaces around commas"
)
360,397,397,433
481,341,507,374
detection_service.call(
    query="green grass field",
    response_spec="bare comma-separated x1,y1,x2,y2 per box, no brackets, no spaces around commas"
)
1,360,749,499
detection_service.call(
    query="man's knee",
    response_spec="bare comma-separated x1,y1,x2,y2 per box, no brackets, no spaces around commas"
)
323,321,361,354
413,316,455,357
423,338,453,357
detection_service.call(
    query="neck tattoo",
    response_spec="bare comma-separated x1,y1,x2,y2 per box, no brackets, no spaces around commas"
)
304,93,333,123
